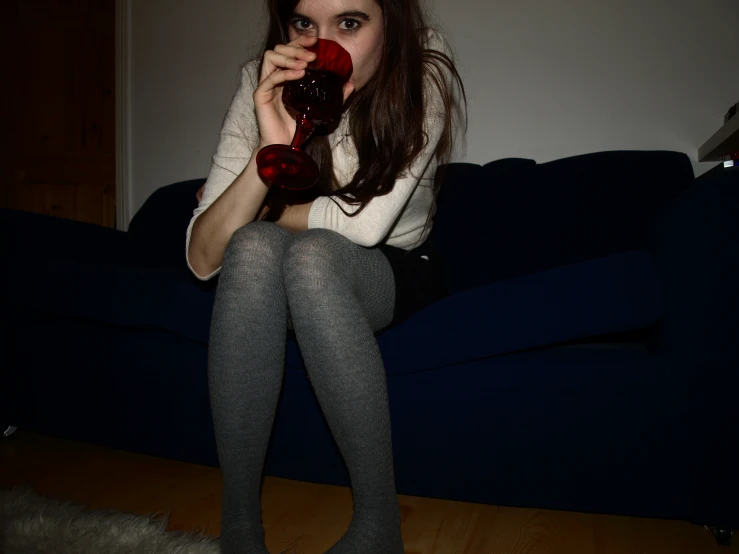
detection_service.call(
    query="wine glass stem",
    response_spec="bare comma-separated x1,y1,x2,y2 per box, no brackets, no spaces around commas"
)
290,115,315,149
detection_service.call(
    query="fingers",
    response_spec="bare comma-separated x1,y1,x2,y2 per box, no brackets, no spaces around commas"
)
274,42,317,62
262,39,317,77
263,49,311,73
256,66,305,97
259,38,318,99
287,34,318,49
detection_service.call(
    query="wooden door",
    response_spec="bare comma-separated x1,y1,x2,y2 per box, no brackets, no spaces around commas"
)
0,0,116,227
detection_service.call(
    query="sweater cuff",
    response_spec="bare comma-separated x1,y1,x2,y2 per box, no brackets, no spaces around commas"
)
308,196,331,230
185,215,222,281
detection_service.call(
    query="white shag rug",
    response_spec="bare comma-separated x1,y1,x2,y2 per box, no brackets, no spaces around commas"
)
0,487,221,553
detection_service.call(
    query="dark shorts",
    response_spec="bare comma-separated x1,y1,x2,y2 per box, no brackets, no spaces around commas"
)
377,239,448,328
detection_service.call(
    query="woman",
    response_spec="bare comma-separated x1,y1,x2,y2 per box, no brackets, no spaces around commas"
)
187,0,465,552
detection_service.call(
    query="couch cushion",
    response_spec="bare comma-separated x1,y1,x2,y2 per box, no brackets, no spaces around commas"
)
432,151,694,294
0,208,133,266
1,203,217,344
376,249,662,377
7,258,217,345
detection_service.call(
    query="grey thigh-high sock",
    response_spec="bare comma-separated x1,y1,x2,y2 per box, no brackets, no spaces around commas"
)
208,221,293,554
283,229,403,554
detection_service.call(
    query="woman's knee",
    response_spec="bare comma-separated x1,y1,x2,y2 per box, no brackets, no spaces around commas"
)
282,230,395,331
223,221,291,270
282,229,351,288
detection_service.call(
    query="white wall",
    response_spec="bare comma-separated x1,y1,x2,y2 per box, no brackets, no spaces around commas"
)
434,0,739,168
127,0,267,219
124,0,739,222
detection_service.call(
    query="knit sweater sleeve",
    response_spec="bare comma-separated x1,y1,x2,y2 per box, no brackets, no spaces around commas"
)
307,31,454,249
185,61,260,280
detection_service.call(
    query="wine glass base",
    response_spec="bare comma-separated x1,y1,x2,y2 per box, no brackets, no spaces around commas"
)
257,145,319,190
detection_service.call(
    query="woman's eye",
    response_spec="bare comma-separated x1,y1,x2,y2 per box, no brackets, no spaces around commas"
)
339,18,361,32
291,19,313,32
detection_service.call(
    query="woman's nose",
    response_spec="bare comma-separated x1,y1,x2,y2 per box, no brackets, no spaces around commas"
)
317,30,337,42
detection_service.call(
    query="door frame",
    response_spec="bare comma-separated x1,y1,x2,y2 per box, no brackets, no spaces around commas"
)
115,0,131,231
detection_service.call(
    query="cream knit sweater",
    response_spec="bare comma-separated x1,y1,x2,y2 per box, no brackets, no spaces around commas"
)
186,30,454,280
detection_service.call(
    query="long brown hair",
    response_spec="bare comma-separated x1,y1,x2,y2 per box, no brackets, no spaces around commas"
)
260,0,467,220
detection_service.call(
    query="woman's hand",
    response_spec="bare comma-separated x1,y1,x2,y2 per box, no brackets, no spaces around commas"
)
253,36,356,149
254,36,317,148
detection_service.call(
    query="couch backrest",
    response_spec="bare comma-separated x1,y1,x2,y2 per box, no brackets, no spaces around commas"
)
431,150,695,294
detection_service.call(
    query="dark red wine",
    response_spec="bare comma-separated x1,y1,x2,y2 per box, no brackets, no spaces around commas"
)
283,68,345,126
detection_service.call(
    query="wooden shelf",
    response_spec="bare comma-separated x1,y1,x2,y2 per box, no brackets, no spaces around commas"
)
698,114,739,162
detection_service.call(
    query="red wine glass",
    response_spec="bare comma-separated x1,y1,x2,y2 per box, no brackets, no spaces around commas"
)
256,39,353,190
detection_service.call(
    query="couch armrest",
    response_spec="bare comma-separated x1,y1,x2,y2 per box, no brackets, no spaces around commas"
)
127,179,205,269
649,168,739,363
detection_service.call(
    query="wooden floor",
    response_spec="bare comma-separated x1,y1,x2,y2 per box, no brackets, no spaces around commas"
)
0,430,733,554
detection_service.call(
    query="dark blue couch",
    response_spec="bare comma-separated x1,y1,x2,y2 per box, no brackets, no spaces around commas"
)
2,150,737,543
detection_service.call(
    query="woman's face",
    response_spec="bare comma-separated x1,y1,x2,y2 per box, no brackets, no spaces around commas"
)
287,0,384,90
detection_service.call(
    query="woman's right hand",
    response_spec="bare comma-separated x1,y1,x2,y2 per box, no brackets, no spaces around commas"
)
253,35,318,148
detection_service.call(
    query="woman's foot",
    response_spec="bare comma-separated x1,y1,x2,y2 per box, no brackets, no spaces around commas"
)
325,517,404,554
218,521,269,554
